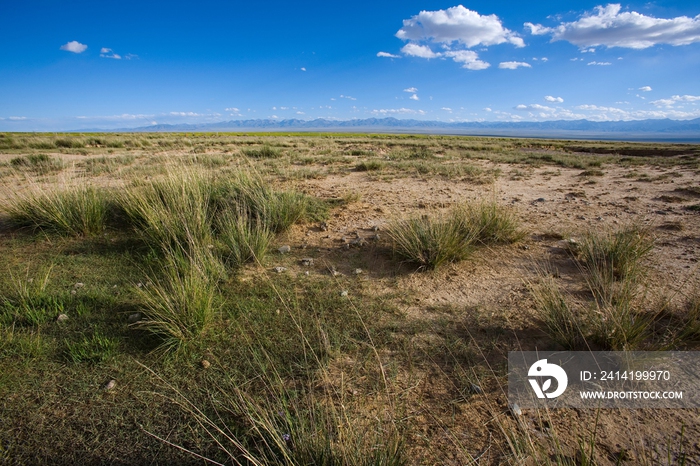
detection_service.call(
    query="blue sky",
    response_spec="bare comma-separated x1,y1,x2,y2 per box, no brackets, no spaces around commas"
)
1,0,699,130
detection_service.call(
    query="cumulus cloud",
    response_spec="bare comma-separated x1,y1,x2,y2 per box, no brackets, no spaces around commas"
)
409,94,419,101
60,41,87,53
639,86,652,92
301,67,307,71
401,43,440,58
498,61,531,69
340,95,357,101
526,4,700,49
397,5,524,48
444,50,490,69
403,87,418,93
441,107,453,112
395,6,525,71
377,51,400,58
545,96,564,103
225,107,240,112
650,95,700,107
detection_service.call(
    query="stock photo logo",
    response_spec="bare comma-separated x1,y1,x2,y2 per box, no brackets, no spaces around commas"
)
528,359,568,399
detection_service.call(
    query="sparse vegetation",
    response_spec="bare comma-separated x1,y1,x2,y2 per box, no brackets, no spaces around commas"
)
0,133,698,464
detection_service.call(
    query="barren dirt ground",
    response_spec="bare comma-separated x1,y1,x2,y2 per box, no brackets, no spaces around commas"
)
281,160,700,464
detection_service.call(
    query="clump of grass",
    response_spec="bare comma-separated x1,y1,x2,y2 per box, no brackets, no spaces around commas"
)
217,171,314,233
576,225,653,296
461,200,523,244
4,185,111,236
216,208,273,268
243,144,282,158
120,169,214,252
387,210,475,270
534,226,655,350
54,138,85,149
134,250,219,354
355,160,384,171
530,274,586,350
64,331,118,364
388,201,521,270
10,154,64,174
0,267,65,327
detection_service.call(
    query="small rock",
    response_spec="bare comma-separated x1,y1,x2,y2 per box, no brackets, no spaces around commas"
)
341,236,349,243
74,282,84,289
351,237,366,247
470,383,484,395
201,359,211,369
278,245,291,254
577,215,586,220
372,225,380,232
103,379,117,391
320,222,329,232
57,313,69,323
273,266,287,273
520,244,530,250
305,271,309,276
509,403,522,416
301,258,314,267
353,268,363,275
340,290,349,297
70,290,77,295
127,312,142,324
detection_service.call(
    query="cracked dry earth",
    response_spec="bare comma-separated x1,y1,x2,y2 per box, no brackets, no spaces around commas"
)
279,160,700,465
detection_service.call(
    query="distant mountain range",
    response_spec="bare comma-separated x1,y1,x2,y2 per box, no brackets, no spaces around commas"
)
106,117,700,141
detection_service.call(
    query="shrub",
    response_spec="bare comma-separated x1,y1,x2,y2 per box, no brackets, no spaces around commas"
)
10,154,64,174
461,200,523,245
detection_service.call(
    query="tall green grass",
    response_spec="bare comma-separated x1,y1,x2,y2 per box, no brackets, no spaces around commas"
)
3,185,111,236
134,249,219,354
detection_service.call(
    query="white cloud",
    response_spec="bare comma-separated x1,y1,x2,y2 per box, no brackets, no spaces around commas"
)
544,96,564,103
340,95,357,101
541,57,549,62
60,41,87,53
638,86,652,92
169,112,204,117
124,53,138,60
409,94,419,101
301,67,307,71
371,108,426,115
397,5,524,48
650,95,700,107
515,104,555,112
296,111,305,115
498,61,531,69
441,107,453,112
484,107,492,112
225,107,240,112
444,50,490,69
100,48,121,59
403,87,418,93
377,51,400,58
526,4,700,49
587,61,611,65
401,43,440,58
8,116,27,120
